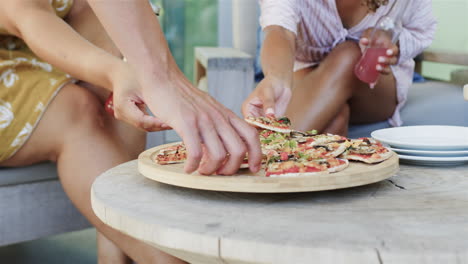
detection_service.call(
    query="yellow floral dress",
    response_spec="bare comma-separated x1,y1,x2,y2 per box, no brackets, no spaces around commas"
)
0,0,75,162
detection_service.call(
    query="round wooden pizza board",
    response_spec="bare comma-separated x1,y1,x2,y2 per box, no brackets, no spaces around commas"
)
138,142,399,193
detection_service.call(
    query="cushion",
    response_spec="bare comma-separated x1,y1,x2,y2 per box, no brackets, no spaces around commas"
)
0,163,57,187
348,81,468,138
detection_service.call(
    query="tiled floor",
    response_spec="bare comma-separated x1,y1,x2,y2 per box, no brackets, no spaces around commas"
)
0,228,96,264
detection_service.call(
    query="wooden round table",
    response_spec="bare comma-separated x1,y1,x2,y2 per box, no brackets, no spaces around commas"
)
91,161,468,264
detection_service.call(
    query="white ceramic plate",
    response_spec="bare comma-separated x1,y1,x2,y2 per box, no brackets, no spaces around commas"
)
398,154,468,166
371,126,468,150
389,147,468,157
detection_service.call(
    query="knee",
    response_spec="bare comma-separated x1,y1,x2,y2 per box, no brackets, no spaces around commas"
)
60,84,108,132
333,41,362,66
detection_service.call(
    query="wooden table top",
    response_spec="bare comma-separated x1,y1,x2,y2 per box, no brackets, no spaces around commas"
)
91,160,468,264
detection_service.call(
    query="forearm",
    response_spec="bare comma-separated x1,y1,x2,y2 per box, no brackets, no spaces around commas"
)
87,0,182,89
261,26,296,86
10,6,123,90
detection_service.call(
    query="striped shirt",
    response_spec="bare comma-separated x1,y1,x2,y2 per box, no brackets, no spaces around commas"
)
259,0,437,126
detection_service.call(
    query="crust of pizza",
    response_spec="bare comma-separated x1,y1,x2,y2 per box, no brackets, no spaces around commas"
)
328,158,349,173
245,117,292,133
157,160,185,165
268,170,329,177
343,150,393,164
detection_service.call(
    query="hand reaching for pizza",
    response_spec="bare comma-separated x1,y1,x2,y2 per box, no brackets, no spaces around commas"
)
139,73,262,176
242,76,292,118
110,68,170,132
359,27,400,75
108,62,262,177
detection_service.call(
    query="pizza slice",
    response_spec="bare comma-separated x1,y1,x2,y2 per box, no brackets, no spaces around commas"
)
155,143,187,165
245,116,292,133
340,137,392,164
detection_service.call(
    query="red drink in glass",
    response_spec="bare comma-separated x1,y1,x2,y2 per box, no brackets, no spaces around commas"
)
354,47,387,85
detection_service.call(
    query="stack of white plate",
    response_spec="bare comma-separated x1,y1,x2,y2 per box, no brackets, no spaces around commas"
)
371,126,468,166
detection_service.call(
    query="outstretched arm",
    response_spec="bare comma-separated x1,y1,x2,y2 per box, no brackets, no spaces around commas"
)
242,25,296,118
88,0,262,175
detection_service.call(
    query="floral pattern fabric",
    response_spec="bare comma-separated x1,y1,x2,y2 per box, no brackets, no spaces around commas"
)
0,0,74,162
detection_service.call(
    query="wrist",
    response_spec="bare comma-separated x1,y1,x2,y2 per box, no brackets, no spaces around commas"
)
264,74,292,90
108,61,136,91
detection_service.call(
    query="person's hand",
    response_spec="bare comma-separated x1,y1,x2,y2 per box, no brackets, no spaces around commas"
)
143,71,262,175
110,65,170,132
242,76,292,118
359,28,399,75
111,64,262,175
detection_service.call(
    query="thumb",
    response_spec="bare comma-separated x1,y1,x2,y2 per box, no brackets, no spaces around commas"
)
359,38,369,53
262,89,276,117
242,95,263,118
115,97,170,132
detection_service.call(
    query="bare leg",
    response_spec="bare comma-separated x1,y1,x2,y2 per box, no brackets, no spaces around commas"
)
0,84,186,264
287,41,397,136
66,2,147,261
65,1,139,261
322,104,350,136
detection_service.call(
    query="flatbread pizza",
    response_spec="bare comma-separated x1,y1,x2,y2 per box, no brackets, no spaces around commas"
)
154,117,394,177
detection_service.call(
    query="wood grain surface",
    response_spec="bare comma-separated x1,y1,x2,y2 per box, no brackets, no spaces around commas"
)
138,143,399,193
91,161,468,264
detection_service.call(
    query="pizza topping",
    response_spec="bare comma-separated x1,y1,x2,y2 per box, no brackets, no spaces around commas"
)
155,143,187,165
277,117,291,125
349,146,376,155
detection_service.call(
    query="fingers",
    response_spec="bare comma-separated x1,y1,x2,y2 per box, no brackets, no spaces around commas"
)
376,64,392,75
376,49,398,75
359,38,369,53
196,114,228,175
229,116,262,173
242,96,263,118
261,88,276,118
387,45,399,58
214,118,248,175
177,121,203,174
198,96,261,174
114,99,170,132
